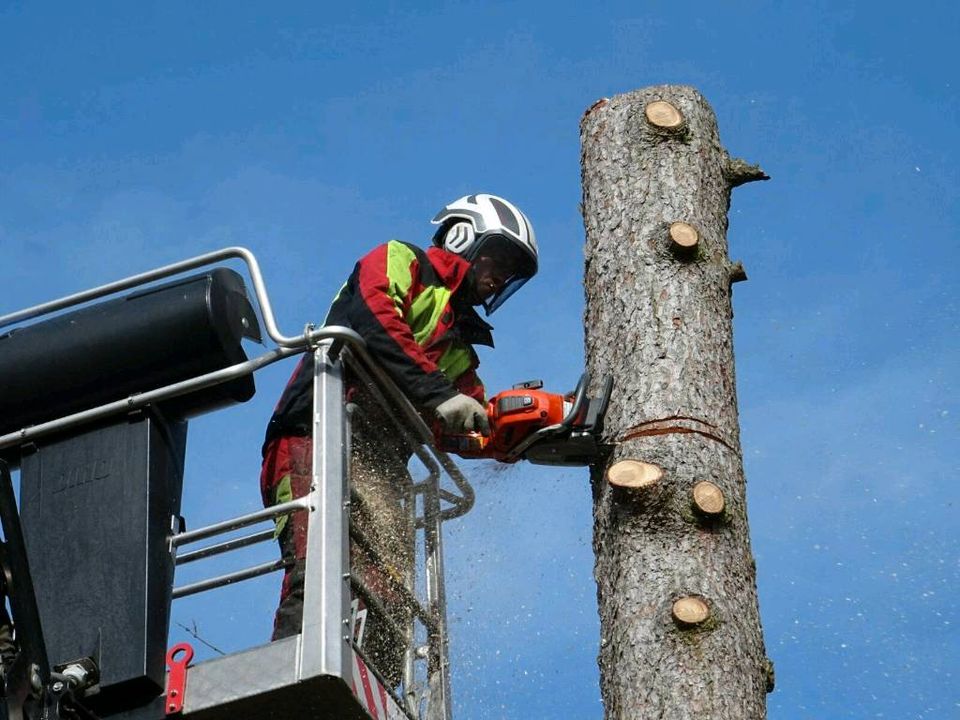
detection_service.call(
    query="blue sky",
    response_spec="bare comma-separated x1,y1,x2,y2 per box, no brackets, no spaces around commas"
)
2,2,957,718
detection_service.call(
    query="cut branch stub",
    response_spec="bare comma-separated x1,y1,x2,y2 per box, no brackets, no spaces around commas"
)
763,658,776,694
692,481,725,517
668,221,700,259
644,100,685,132
607,460,663,489
724,155,770,187
672,596,711,627
729,261,748,284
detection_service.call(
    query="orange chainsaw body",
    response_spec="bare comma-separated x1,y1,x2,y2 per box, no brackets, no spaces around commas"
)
436,383,572,462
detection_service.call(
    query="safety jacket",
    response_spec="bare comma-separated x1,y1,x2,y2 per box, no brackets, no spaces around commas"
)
264,240,492,446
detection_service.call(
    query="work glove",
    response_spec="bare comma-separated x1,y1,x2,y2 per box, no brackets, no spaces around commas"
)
435,394,490,435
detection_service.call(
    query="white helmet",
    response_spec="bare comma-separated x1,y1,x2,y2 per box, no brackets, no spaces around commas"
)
431,193,538,314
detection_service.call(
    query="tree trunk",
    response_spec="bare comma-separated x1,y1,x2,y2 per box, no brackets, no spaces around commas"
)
580,85,772,719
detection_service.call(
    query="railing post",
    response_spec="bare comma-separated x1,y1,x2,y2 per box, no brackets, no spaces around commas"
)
299,343,351,680
424,479,453,720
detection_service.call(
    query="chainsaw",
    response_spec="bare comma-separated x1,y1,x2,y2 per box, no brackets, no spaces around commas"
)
435,373,613,466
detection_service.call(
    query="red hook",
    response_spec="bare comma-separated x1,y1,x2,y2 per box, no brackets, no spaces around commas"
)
165,642,195,715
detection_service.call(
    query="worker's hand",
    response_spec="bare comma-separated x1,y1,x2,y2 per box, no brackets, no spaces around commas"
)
435,394,490,435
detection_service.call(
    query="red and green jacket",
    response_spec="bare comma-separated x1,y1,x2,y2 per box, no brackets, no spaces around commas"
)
264,240,492,444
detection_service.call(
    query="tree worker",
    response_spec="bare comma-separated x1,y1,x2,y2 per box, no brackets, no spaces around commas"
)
259,193,538,680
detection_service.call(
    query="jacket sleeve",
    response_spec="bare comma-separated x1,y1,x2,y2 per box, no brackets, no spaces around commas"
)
453,367,485,404
337,242,460,410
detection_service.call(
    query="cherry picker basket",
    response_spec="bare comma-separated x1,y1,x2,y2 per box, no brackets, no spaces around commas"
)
0,248,474,720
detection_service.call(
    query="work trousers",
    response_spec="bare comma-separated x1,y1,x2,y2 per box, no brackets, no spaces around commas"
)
260,411,414,685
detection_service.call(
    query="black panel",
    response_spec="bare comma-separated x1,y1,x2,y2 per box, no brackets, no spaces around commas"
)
19,410,187,713
496,395,533,414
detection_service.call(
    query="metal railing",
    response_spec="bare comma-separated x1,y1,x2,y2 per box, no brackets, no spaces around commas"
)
0,247,475,720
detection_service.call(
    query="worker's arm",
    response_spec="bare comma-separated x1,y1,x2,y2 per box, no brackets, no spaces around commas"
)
331,241,460,410
453,367,485,404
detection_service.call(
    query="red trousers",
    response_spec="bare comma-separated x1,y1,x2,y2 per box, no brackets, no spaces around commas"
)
260,427,413,683
259,435,313,639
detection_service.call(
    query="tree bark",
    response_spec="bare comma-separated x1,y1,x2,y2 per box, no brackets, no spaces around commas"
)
580,85,771,719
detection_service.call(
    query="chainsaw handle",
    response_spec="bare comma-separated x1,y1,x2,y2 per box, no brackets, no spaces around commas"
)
560,373,590,429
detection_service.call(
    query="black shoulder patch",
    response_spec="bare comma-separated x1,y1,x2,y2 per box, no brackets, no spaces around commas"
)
403,241,441,287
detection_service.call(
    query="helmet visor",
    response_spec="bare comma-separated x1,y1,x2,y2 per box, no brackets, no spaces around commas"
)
483,274,531,315
469,234,537,315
